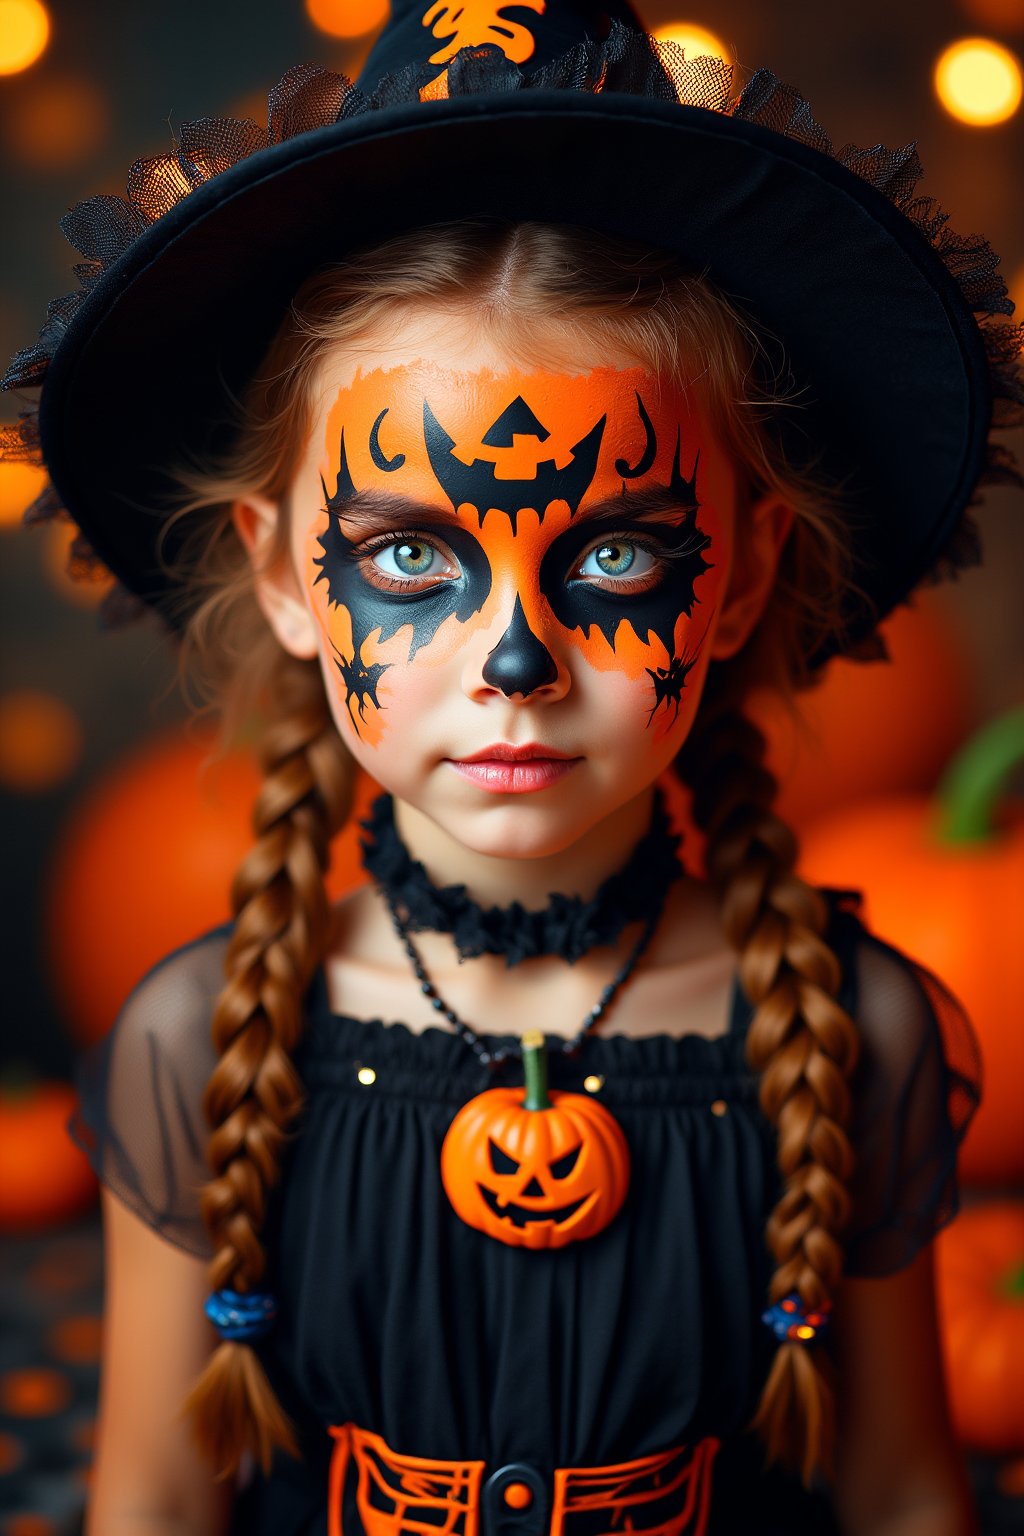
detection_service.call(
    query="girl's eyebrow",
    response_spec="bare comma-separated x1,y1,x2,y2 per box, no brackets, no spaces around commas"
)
324,485,700,531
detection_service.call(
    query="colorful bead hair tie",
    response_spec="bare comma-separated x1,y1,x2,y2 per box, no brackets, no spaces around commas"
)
204,1288,278,1341
762,1291,833,1344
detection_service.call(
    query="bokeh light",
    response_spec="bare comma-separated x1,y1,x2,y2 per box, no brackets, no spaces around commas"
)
0,458,46,528
934,37,1022,125
46,1314,103,1365
0,0,49,75
0,690,83,793
3,72,109,171
1010,261,1024,318
0,1368,71,1417
652,22,730,63
306,0,389,40
959,0,1024,32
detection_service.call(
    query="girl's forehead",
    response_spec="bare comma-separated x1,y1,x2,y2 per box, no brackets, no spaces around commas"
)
308,359,731,527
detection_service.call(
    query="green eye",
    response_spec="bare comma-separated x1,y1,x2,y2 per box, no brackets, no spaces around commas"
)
579,541,655,579
374,540,437,577
596,543,635,575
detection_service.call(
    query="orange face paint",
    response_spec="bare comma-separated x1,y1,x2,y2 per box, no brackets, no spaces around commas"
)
301,362,729,751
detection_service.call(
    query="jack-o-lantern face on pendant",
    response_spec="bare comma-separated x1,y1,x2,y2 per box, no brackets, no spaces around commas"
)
440,1032,631,1250
302,361,725,761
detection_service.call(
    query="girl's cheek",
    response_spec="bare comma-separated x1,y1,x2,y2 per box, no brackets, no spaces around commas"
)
571,610,715,754
313,584,476,751
561,564,721,739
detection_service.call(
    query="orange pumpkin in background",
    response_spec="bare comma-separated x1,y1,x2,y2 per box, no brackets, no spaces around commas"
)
749,589,976,832
799,709,1024,1187
45,726,377,1046
0,1073,98,1230
935,1201,1024,1453
657,592,976,880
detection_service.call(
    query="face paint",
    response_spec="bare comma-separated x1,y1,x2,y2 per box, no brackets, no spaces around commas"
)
300,361,728,757
423,394,608,531
480,592,560,698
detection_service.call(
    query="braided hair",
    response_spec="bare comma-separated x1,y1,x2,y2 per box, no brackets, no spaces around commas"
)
179,655,355,1476
675,696,859,1487
164,220,875,1483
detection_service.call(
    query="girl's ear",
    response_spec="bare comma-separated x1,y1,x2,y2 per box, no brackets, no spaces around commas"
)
231,494,319,660
710,491,795,661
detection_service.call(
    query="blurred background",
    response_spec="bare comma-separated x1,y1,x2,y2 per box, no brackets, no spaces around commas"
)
0,0,1022,1530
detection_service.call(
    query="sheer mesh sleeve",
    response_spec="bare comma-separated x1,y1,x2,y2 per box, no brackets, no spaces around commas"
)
67,926,233,1258
841,924,982,1278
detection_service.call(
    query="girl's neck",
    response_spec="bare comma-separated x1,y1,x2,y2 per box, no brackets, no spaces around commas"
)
390,782,658,909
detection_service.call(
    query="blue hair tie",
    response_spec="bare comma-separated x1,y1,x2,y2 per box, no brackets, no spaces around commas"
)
762,1290,832,1344
204,1288,278,1341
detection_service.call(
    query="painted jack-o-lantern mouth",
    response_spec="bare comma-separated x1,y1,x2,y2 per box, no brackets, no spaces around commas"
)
441,1031,630,1250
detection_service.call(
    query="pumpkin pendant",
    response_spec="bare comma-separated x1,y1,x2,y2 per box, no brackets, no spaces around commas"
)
440,1029,630,1249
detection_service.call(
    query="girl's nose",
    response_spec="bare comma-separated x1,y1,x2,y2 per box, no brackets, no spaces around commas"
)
481,595,559,699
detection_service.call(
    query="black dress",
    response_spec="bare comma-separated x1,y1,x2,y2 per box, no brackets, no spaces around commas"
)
69,889,981,1535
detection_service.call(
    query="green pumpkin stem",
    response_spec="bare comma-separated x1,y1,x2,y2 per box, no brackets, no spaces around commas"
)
1001,1260,1024,1300
521,1029,551,1111
936,706,1024,846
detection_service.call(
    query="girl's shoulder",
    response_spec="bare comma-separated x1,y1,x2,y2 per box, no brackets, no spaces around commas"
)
69,922,235,1260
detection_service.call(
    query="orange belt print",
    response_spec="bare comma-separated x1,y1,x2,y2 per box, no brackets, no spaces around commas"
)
327,1423,721,1536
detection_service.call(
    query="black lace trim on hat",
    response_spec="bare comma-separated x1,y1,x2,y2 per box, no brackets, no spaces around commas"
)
2,22,1021,633
358,784,684,967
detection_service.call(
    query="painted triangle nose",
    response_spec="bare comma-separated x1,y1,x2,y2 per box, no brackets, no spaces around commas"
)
482,595,558,697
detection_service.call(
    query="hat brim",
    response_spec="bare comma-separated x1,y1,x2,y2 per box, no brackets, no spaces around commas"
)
37,90,991,657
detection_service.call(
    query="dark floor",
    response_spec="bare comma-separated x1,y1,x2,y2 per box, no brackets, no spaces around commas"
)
1,1213,1022,1535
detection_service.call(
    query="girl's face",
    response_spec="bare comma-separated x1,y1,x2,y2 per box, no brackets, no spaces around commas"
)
247,311,789,861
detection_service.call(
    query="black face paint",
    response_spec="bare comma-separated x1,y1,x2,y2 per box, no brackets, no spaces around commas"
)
668,427,700,505
645,648,702,727
333,649,391,737
369,408,405,473
423,398,607,532
320,427,358,511
540,507,713,656
540,416,712,656
314,513,493,665
615,392,657,479
481,594,559,698
481,395,549,447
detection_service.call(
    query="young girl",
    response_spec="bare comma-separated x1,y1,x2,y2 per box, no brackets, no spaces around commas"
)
3,4,1017,1532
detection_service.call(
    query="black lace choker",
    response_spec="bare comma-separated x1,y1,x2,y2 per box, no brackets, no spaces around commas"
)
357,789,685,968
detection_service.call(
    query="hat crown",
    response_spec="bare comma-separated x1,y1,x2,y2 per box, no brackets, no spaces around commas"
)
356,0,644,92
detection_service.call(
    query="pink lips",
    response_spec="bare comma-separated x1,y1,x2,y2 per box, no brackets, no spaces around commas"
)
446,743,582,794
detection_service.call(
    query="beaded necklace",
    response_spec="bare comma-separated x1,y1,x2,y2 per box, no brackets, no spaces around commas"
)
360,789,683,1249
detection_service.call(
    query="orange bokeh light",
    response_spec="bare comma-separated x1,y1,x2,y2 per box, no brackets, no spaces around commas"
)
652,21,731,63
0,459,46,527
959,0,1024,30
934,36,1022,125
4,72,109,170
1010,261,1024,319
0,0,49,75
306,0,389,40
0,689,83,793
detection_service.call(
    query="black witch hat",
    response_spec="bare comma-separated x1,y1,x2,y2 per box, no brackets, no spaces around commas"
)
2,0,1021,661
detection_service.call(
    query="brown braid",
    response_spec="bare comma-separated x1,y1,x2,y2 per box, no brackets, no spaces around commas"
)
179,651,356,1481
675,698,860,1490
